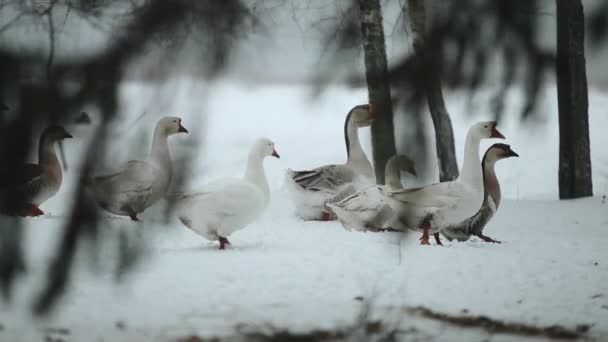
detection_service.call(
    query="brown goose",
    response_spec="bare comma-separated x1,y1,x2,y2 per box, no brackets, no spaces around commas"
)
441,143,519,243
0,126,72,216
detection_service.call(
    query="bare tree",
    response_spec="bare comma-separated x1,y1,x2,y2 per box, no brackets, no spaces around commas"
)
556,0,593,199
358,0,396,185
405,0,458,181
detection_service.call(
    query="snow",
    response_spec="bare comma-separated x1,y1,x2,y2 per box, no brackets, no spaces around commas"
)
1,80,608,341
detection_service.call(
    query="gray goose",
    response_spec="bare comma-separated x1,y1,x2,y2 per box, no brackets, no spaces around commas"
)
87,116,188,221
441,143,518,243
286,104,375,221
328,154,417,232
0,126,72,216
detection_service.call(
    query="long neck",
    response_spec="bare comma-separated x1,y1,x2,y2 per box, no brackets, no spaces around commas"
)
384,159,402,190
482,156,501,208
38,137,60,168
244,152,269,199
149,128,172,172
459,131,482,187
344,119,373,179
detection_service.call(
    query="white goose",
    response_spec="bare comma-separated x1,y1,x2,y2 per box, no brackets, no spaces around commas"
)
441,143,518,243
174,138,279,249
286,104,375,221
328,155,416,232
88,116,188,221
382,121,505,245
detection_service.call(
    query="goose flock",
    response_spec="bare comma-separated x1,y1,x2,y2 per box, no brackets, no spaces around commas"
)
0,103,518,248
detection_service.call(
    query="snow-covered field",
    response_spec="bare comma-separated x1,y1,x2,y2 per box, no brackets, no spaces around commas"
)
1,80,607,341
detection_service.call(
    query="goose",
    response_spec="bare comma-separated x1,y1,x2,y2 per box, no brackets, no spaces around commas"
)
174,138,279,249
327,154,417,232
286,104,375,221
441,143,518,243
382,121,505,245
87,116,188,221
0,126,72,216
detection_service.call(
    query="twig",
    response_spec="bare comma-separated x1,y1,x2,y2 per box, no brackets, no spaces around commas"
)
406,306,590,340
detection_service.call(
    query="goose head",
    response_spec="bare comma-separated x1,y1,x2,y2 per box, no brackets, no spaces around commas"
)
41,125,73,144
471,121,505,140
390,154,417,177
347,104,374,128
157,116,189,136
486,143,519,162
253,138,280,159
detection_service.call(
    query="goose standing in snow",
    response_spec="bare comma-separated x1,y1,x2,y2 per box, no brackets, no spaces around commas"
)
0,126,72,216
382,121,505,245
174,138,279,249
286,104,375,221
87,116,188,221
328,155,416,232
441,143,518,243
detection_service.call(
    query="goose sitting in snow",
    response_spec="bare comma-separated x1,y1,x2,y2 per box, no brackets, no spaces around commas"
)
87,116,188,221
382,121,505,245
328,155,416,232
286,104,375,221
174,138,279,249
0,126,72,216
441,143,518,243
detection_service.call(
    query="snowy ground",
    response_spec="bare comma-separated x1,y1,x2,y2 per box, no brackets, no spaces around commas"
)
1,80,607,341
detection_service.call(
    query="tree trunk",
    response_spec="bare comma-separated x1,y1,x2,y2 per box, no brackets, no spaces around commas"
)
556,0,593,199
358,0,397,185
406,0,459,181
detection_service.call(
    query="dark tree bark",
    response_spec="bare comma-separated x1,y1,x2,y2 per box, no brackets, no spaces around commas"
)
358,0,397,185
406,0,459,181
556,0,593,199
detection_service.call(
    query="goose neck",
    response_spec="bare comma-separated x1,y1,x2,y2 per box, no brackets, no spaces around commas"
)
482,157,501,208
459,131,482,187
244,152,269,199
344,121,373,178
38,138,61,171
384,159,402,190
149,128,171,171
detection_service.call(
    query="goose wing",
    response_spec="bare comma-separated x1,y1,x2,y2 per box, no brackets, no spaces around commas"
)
288,164,355,193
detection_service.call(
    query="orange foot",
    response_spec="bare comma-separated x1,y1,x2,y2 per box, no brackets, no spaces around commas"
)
320,211,330,221
434,233,443,246
419,222,431,245
218,236,231,250
26,204,44,217
477,234,501,243
127,210,140,222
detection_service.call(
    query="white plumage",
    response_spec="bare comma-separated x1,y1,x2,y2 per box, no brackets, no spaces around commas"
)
174,138,279,249
382,121,505,245
328,155,417,232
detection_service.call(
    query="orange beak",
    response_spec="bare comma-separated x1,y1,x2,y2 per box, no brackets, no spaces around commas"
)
272,148,280,158
490,122,505,139
368,103,376,119
178,122,189,133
